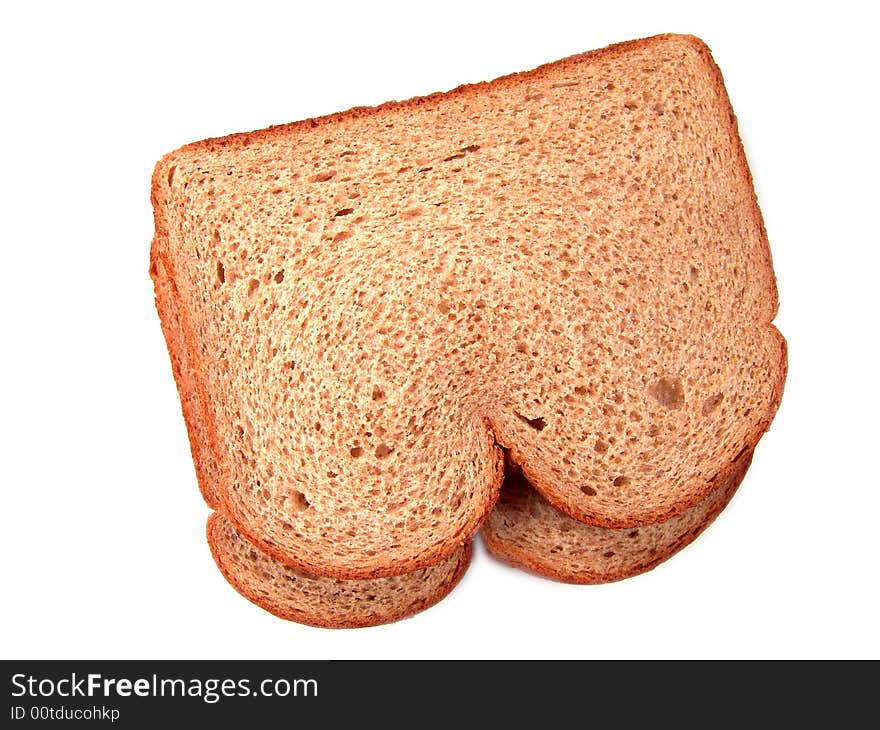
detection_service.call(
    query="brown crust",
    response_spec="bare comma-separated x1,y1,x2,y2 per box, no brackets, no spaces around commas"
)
151,33,786,565
155,34,700,163
206,513,473,629
150,248,228,508
482,450,754,584
150,251,220,509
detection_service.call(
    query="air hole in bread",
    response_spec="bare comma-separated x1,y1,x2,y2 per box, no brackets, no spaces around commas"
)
274,270,285,283
613,475,630,487
603,551,616,558
594,440,609,454
247,279,260,297
649,377,685,410
166,165,176,186
310,171,335,183
350,446,363,458
375,443,394,458
216,261,225,284
628,530,639,539
580,485,597,496
334,208,354,217
702,392,724,415
401,207,423,219
285,491,310,512
515,412,547,431
371,385,386,402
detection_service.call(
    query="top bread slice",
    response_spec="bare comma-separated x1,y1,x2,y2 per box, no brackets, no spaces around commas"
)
150,33,785,578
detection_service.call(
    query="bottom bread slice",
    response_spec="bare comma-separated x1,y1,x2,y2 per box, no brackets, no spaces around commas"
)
207,513,472,628
482,452,752,584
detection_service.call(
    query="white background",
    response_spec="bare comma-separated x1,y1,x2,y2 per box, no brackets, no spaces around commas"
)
2,1,878,659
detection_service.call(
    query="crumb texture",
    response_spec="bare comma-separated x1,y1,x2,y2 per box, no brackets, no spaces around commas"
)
207,513,471,628
151,33,785,578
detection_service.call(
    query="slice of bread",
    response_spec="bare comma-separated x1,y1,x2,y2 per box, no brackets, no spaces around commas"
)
482,452,752,584
151,33,785,580
207,513,471,628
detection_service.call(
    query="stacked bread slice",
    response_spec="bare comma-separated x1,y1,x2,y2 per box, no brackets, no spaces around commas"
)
150,34,786,627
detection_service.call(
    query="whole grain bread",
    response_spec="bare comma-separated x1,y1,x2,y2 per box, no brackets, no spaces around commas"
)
151,33,785,580
207,513,471,628
483,452,751,583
